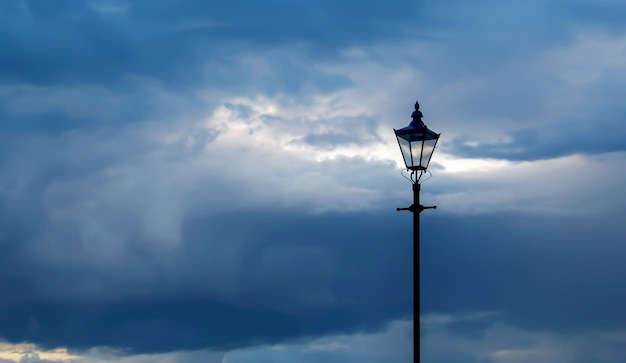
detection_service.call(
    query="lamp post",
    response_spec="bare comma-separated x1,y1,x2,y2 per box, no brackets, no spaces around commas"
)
394,101,440,363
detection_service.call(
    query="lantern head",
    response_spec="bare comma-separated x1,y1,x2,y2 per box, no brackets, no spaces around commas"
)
394,103,440,171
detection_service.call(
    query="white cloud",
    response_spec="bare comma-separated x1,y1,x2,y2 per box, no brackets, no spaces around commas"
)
431,151,626,216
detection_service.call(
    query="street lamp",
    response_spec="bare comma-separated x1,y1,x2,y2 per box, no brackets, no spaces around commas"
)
394,101,440,363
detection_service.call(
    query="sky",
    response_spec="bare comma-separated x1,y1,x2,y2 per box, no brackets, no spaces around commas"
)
1,0,626,362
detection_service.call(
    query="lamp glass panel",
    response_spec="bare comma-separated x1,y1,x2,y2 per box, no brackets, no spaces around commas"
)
397,136,412,168
420,138,437,168
410,139,424,169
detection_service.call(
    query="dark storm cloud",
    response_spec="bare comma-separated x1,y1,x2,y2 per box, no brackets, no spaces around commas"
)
421,210,626,335
0,83,203,136
0,211,412,352
0,0,416,86
0,299,400,354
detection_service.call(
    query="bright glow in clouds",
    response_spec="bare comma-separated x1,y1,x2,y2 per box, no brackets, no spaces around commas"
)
185,92,626,217
434,154,512,174
432,152,626,216
0,342,226,363
208,96,394,159
0,343,80,362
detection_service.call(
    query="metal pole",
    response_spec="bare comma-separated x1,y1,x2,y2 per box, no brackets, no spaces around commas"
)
397,179,435,362
414,181,420,363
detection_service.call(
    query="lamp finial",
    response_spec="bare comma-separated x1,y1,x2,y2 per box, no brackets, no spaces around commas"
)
410,100,425,128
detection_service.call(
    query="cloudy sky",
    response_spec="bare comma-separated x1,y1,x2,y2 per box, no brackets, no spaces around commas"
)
1,0,626,362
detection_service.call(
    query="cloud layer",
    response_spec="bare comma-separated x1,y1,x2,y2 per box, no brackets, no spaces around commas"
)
2,0,626,362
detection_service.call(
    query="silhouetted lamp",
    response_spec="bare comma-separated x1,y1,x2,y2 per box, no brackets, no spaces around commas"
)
394,101,440,171
394,101,441,363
